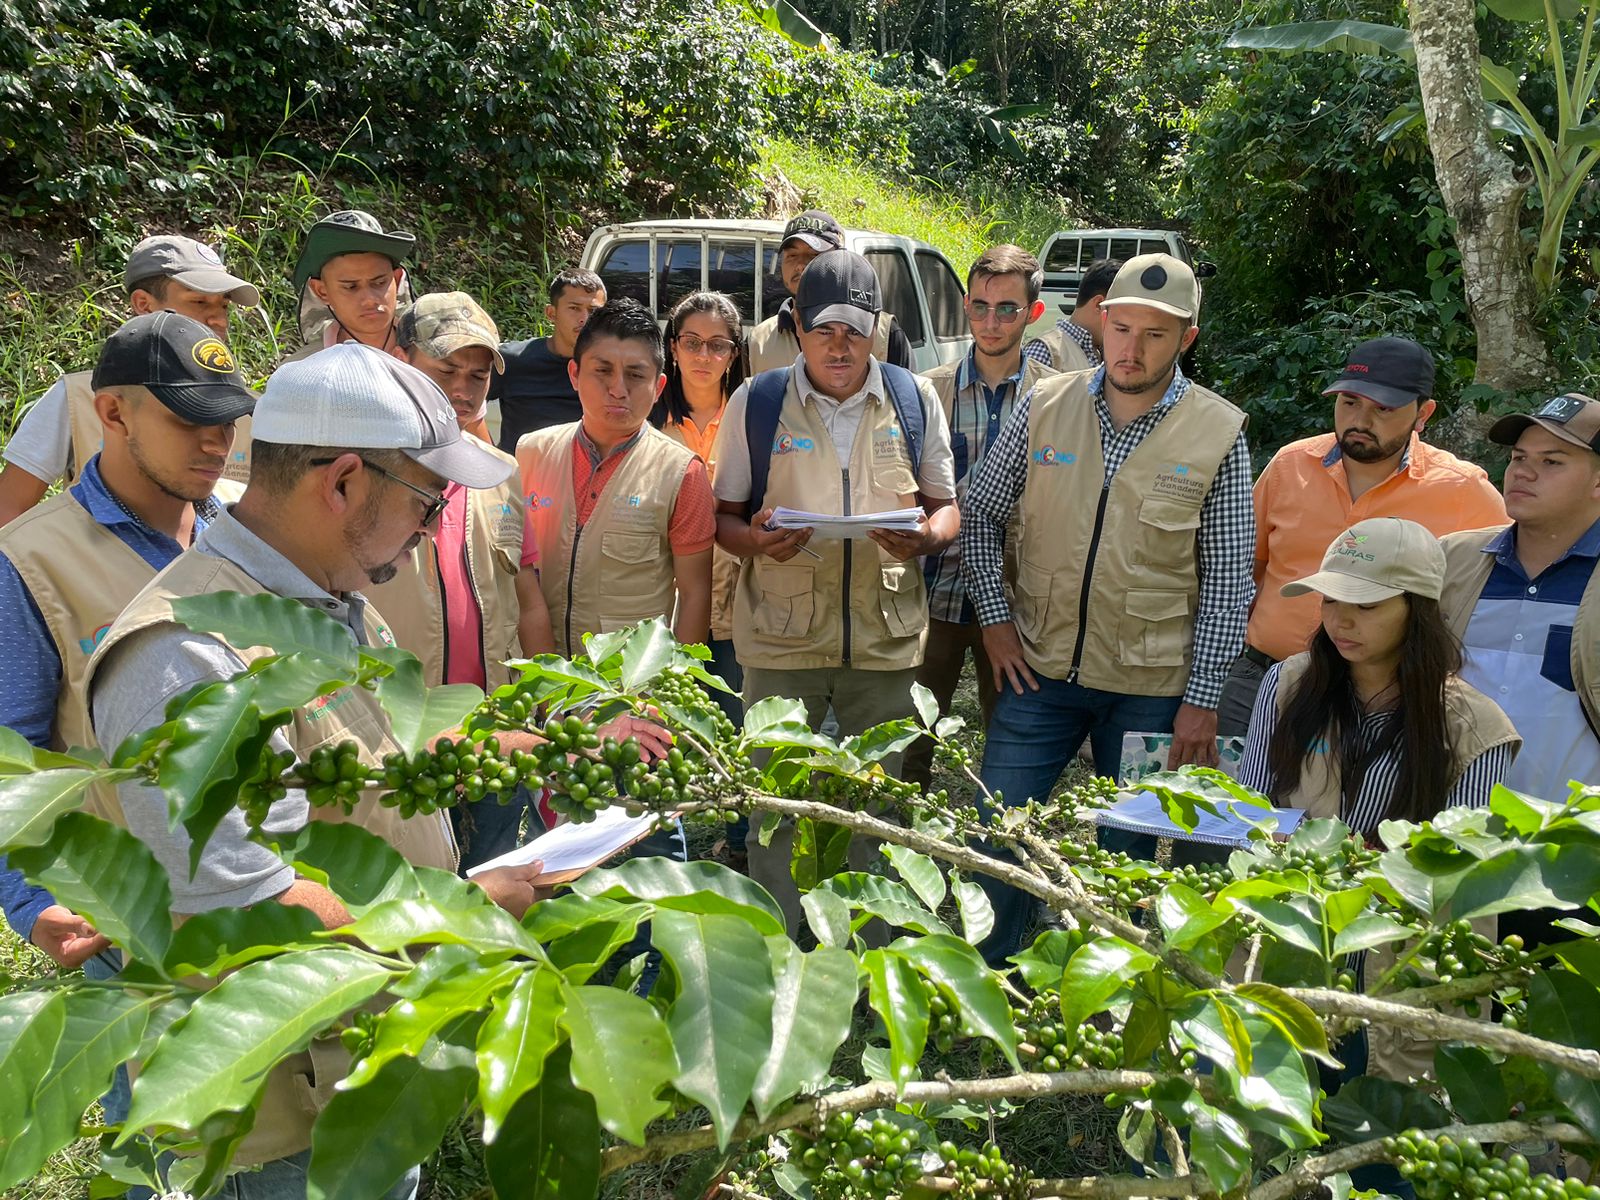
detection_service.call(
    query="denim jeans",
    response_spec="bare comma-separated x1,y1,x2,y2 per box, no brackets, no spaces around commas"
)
213,1150,418,1199
83,950,132,1127
451,785,532,873
974,678,1182,966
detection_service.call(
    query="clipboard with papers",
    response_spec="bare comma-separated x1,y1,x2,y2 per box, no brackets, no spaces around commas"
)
767,506,925,540
464,804,665,886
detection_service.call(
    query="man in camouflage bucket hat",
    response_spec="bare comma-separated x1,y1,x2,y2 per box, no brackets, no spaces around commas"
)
287,209,416,361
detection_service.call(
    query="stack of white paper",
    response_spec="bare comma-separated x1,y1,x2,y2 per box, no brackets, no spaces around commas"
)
768,506,925,540
1094,790,1305,847
465,803,660,884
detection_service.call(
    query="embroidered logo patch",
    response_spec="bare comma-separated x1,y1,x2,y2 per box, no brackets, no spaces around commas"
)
77,622,112,655
1030,444,1076,466
772,433,814,456
191,339,236,373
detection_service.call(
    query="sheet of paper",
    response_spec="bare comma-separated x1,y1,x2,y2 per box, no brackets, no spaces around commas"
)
465,803,659,882
768,506,925,539
1093,789,1305,847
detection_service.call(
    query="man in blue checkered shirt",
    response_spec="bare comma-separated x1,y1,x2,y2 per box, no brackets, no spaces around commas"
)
958,254,1255,964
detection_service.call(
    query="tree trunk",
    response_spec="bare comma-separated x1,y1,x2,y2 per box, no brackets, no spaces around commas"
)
1409,0,1555,391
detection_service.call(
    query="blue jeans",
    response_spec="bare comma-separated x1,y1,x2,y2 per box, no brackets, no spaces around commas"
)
451,785,531,873
214,1150,418,1199
974,678,1182,967
83,950,132,1127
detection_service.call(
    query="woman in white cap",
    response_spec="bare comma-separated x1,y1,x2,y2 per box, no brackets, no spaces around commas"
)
1237,516,1521,834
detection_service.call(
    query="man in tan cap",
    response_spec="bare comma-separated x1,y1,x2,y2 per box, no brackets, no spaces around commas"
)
958,252,1255,964
0,234,260,525
1442,393,1600,802
377,292,555,867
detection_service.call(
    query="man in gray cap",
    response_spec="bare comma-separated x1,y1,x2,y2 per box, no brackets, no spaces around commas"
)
713,249,959,935
84,342,544,1197
287,209,416,361
0,234,260,525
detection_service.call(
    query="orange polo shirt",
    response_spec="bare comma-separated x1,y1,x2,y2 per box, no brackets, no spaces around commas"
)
1248,432,1508,661
661,408,724,480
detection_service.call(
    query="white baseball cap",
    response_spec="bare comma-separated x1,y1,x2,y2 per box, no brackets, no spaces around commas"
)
254,343,513,489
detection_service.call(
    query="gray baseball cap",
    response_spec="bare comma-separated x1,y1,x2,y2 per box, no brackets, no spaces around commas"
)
795,250,881,338
122,236,261,307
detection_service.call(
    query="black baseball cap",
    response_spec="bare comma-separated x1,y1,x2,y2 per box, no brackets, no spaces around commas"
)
795,250,882,338
1322,337,1436,409
780,210,844,253
91,312,257,424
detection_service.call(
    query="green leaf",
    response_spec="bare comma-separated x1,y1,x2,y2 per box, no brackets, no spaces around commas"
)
0,768,121,850
747,0,829,49
882,845,946,912
171,591,360,665
523,893,638,941
1321,1075,1451,1142
741,696,812,736
165,904,324,976
1570,121,1600,148
9,811,173,966
619,618,676,690
1185,1094,1255,1193
843,718,922,764
306,1013,479,1200
801,889,851,948
862,948,929,1089
0,992,67,1176
986,102,1052,123
1436,1043,1509,1124
951,871,994,946
543,905,650,984
0,989,155,1185
1059,938,1158,1047
895,934,1019,1068
1231,982,1330,1058
752,941,858,1120
478,968,567,1143
574,857,785,935
1451,844,1600,921
374,655,483,757
1230,894,1325,956
910,681,939,728
1333,914,1413,957
123,949,395,1136
1155,883,1229,951
1481,0,1582,21
1218,1017,1319,1146
1009,927,1083,992
558,981,676,1143
816,873,952,936
0,726,36,772
240,652,356,715
1527,970,1600,1139
269,822,421,912
483,1044,600,1200
652,911,775,1148
792,818,853,893
1224,19,1414,59
333,898,545,959
345,961,524,1090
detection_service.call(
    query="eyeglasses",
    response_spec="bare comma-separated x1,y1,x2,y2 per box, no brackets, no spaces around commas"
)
967,301,1027,325
675,333,739,360
311,456,449,525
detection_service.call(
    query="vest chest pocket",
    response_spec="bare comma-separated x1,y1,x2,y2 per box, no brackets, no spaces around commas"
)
879,562,924,638
873,458,919,500
751,562,816,640
1133,496,1203,580
1118,588,1192,667
601,530,663,566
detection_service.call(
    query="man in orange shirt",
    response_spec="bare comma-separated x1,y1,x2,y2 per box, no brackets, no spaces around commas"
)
1217,336,1507,733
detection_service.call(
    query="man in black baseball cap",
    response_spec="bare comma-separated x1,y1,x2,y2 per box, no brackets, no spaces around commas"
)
746,210,915,373
0,310,252,1054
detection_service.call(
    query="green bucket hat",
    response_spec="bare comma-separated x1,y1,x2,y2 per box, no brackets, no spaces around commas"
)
292,209,416,295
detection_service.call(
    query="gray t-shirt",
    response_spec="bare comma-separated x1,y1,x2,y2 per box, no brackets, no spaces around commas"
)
91,507,379,914
3,376,72,481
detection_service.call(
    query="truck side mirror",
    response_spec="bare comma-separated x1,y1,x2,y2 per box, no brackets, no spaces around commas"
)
1195,261,1218,279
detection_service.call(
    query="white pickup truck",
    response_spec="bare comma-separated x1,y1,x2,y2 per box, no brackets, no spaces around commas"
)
579,219,972,373
1026,228,1214,340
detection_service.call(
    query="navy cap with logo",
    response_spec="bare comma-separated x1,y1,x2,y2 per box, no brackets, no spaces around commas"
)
780,210,844,253
1322,337,1436,409
795,250,882,338
91,311,256,424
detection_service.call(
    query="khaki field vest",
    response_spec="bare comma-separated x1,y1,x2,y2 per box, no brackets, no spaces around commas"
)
1031,327,1092,373
747,309,895,376
1440,525,1600,738
732,367,929,672
920,355,1059,426
64,371,253,488
1270,652,1522,821
83,550,457,1166
367,440,525,688
659,420,739,641
519,423,691,656
1013,371,1245,695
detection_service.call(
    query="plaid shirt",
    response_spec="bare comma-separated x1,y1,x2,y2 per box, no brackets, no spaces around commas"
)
959,364,1255,708
1022,320,1099,370
923,348,1035,623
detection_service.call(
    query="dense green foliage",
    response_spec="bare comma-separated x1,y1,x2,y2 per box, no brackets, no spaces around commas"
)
1,610,1600,1197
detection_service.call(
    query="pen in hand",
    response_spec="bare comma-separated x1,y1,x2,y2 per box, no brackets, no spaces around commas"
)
762,522,823,560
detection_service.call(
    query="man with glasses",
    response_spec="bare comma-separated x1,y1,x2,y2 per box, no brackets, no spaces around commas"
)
747,211,915,374
904,245,1058,789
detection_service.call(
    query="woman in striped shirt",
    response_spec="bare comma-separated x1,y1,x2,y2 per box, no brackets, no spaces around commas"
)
1238,517,1520,836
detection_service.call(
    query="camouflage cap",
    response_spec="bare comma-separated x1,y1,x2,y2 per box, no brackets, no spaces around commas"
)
397,292,505,373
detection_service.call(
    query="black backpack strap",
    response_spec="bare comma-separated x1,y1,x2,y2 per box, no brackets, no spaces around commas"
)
744,367,792,515
878,362,924,481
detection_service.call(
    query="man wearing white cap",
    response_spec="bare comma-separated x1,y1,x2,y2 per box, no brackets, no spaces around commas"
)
0,234,261,526
958,253,1256,964
84,343,545,1196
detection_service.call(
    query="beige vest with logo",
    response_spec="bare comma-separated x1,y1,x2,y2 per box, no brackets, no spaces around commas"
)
1440,525,1600,737
367,441,525,688
64,371,253,488
1031,328,1092,373
733,367,928,671
83,551,456,1166
1013,371,1245,695
748,309,895,376
660,419,739,641
519,423,691,656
